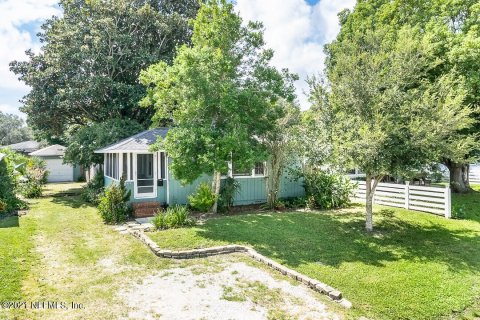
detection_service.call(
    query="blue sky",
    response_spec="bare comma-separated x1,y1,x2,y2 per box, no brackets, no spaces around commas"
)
0,0,355,120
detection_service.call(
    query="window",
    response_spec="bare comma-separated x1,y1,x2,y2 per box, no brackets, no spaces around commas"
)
254,162,265,176
230,161,266,177
105,153,120,180
158,152,166,180
232,163,251,177
122,153,128,179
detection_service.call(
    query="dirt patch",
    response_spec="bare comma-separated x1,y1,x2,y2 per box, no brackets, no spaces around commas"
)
120,254,341,320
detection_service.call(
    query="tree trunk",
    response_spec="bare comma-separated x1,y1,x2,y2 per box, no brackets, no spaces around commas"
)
365,175,374,232
211,170,221,213
365,174,383,232
266,156,283,209
444,160,471,193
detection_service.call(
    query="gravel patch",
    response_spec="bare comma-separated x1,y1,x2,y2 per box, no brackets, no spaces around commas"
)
119,255,341,320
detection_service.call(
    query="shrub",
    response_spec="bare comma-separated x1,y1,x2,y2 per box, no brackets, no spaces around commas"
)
19,157,48,198
303,170,356,210
0,149,28,212
218,177,241,212
188,183,216,212
97,177,131,224
152,205,195,230
81,172,105,204
280,196,306,209
0,200,6,213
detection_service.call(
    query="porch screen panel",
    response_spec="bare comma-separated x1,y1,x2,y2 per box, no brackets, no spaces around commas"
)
137,154,154,194
159,152,166,180
122,153,128,179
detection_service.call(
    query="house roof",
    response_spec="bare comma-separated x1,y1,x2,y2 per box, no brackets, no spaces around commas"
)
4,140,41,153
29,144,66,157
95,128,169,153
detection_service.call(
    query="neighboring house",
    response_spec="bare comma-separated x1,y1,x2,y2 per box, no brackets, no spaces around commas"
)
95,128,304,215
3,140,41,154
29,145,82,182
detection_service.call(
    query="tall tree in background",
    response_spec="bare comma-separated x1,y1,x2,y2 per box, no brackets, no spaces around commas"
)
10,0,199,161
0,112,32,146
315,28,476,231
140,0,297,213
330,0,480,192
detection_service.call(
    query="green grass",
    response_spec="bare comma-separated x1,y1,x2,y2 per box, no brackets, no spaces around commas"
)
149,190,480,320
0,183,172,319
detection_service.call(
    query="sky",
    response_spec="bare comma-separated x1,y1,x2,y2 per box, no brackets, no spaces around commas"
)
0,0,355,120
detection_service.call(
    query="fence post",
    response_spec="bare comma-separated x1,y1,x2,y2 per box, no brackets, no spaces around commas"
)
405,181,410,210
445,185,451,219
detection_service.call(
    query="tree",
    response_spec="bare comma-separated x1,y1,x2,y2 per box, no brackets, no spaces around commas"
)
262,100,301,208
315,28,476,231
10,0,199,143
330,0,480,192
140,0,297,213
0,112,32,146
63,118,144,168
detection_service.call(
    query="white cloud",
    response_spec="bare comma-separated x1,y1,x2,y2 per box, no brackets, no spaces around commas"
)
235,0,356,109
0,0,60,90
0,103,26,119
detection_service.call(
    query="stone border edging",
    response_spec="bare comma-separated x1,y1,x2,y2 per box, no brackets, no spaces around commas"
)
130,229,351,308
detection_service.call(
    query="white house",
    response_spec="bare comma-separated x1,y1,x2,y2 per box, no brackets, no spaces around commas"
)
29,145,81,182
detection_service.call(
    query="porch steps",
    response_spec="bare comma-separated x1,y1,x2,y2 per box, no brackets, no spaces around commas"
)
132,202,161,218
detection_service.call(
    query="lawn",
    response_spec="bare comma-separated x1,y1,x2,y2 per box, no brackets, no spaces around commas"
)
149,187,480,320
0,183,173,319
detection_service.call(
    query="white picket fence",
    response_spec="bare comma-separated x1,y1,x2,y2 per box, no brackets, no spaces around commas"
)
469,165,480,184
352,181,451,218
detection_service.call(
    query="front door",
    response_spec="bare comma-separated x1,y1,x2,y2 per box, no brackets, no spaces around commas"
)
134,153,157,198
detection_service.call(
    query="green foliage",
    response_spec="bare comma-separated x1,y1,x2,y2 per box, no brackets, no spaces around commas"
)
64,119,144,167
303,170,355,210
19,157,48,199
452,204,467,219
81,172,105,205
140,0,297,187
97,177,131,224
10,0,198,143
152,205,195,230
188,183,216,212
279,197,307,209
0,149,30,212
328,0,480,192
0,199,6,213
0,112,32,145
218,177,241,212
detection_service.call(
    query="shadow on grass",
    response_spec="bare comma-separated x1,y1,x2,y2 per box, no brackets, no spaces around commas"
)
0,216,19,228
51,194,92,209
452,188,480,223
196,209,480,273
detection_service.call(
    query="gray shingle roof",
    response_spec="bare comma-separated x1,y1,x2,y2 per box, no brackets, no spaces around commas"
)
29,144,66,157
3,140,41,153
95,128,169,153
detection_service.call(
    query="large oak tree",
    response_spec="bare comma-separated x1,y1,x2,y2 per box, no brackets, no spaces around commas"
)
10,0,199,164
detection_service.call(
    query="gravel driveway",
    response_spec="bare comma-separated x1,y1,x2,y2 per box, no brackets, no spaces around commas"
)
119,254,342,320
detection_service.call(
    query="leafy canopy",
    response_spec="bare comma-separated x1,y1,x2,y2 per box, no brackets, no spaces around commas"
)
140,0,297,184
10,0,199,143
0,112,32,146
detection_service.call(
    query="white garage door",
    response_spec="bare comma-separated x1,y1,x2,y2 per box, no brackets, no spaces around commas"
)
45,158,74,182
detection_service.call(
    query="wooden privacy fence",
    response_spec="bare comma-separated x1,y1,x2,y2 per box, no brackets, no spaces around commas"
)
352,181,451,218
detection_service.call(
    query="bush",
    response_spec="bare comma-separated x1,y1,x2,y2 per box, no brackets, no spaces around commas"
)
280,196,307,209
81,172,105,204
218,177,241,212
188,183,216,212
0,149,28,212
19,157,48,198
97,177,131,224
152,205,195,230
303,170,356,210
0,200,6,213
